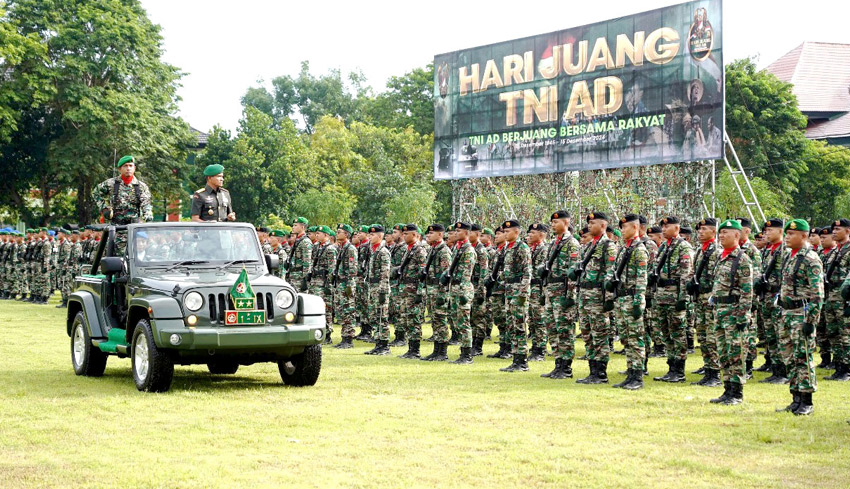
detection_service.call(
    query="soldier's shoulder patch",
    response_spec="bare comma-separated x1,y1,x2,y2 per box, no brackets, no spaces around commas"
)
638,261,647,266
608,256,616,261
682,254,690,260
570,253,578,258
194,188,205,194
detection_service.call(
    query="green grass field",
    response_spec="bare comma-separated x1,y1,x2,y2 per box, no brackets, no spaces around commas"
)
2,295,849,489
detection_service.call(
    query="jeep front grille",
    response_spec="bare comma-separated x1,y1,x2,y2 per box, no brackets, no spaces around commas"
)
207,292,274,323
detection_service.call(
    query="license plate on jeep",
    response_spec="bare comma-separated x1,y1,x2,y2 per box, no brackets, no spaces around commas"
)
224,310,266,325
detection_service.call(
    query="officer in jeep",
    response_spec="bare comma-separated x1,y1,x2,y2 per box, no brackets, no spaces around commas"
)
191,164,236,223
92,155,153,255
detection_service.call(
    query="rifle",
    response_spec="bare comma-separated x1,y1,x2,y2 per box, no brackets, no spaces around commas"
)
570,239,599,283
824,244,850,293
606,244,635,296
754,246,780,297
649,239,678,293
485,248,506,297
441,242,467,286
393,244,416,284
686,243,714,298
419,244,440,284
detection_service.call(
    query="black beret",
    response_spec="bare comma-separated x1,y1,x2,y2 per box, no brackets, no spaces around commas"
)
833,218,850,228
660,216,680,225
586,211,609,222
580,226,589,234
697,217,717,227
470,223,482,232
680,226,693,235
619,214,640,227
402,224,418,232
528,223,549,233
736,217,752,228
606,224,615,233
763,218,785,229
648,226,662,234
638,215,648,225
258,227,271,233
551,210,570,220
817,227,829,236
453,221,471,231
369,224,385,233
502,219,521,230
426,224,445,233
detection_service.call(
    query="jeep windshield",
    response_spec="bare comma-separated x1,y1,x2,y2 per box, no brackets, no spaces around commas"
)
131,226,262,267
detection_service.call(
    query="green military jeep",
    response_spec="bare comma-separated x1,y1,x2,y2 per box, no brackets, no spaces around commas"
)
66,222,326,392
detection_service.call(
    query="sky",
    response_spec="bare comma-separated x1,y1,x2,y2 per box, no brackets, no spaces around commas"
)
140,0,849,133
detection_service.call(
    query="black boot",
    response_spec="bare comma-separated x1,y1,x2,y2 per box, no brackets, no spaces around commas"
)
541,358,561,378
356,324,372,341
514,354,529,371
16,293,27,301
487,342,505,358
703,368,722,387
776,390,801,412
452,347,474,365
669,359,686,382
421,341,440,361
692,365,706,375
793,392,814,416
593,361,609,384
399,340,421,359
722,382,743,405
334,337,354,349
471,336,484,357
499,354,520,372
324,331,333,344
550,359,573,379
755,353,772,372
389,330,407,347
654,359,675,382
577,361,599,384
745,359,754,380
816,352,832,369
691,367,710,386
831,362,850,381
496,342,512,359
649,344,665,358
613,368,633,388
370,340,390,356
433,342,449,361
760,363,781,383
363,339,381,355
448,329,460,346
622,368,644,390
687,333,695,354
710,381,732,404
765,364,790,384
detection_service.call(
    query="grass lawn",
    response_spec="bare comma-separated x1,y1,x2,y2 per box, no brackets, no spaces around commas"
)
2,295,849,489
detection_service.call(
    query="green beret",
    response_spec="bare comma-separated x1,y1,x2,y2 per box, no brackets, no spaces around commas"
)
393,223,405,231
116,155,135,168
613,229,622,238
718,219,743,232
359,225,370,233
307,226,317,233
0,232,7,235
39,227,48,232
269,230,285,237
482,227,495,237
784,219,810,233
203,164,224,177
293,217,309,226
329,229,336,237
337,224,353,235
25,228,33,233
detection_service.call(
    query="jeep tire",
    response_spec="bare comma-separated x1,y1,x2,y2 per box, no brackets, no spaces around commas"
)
207,360,240,375
132,318,174,392
71,312,108,377
278,345,322,386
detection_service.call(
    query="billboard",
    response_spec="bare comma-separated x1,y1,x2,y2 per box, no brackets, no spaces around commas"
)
433,0,724,180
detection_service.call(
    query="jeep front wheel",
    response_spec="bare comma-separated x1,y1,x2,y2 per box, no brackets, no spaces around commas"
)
278,345,322,386
131,318,174,392
71,312,107,377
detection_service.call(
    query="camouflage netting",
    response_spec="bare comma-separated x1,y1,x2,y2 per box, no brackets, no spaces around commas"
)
453,162,715,229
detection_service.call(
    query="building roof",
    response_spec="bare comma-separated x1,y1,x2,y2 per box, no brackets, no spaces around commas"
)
765,42,850,140
190,126,208,147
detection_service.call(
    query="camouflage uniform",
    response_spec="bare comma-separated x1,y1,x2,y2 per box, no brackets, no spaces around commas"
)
740,240,763,365
365,243,391,342
528,239,551,354
713,247,754,387
488,245,507,346
544,233,581,364
470,241,490,345
607,238,649,374
333,241,358,340
501,239,532,358
816,245,836,361
643,237,663,354
274,244,288,279
424,241,452,343
309,241,338,338
57,237,73,304
36,238,52,300
449,239,476,351
396,241,427,342
389,242,406,340
92,176,153,254
824,240,850,374
692,239,720,373
285,234,312,292
652,237,693,366
577,236,618,365
779,244,823,396
760,241,790,376
356,242,371,332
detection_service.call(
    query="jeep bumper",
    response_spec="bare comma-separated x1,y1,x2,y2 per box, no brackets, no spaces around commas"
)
153,319,324,350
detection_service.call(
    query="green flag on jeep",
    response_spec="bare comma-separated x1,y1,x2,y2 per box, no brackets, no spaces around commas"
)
230,268,255,310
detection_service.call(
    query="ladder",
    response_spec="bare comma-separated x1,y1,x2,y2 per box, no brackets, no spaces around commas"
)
598,169,618,222
722,131,766,230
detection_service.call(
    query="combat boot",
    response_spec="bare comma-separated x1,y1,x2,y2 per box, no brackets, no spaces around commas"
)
577,361,599,384
745,359,754,380
649,344,666,358
691,367,710,386
334,337,354,349
755,353,772,372
496,342,512,359
793,392,814,416
721,382,743,405
541,358,561,378
16,293,26,301
471,336,484,357
612,368,633,388
765,364,789,384
389,330,406,347
653,359,675,382
710,381,732,404
776,390,801,412
451,347,473,365
557,359,574,379
704,368,722,387
433,342,449,361
824,362,842,380
668,359,687,383
816,352,832,369
831,363,850,381
528,346,545,362
760,363,781,383
373,340,391,356
692,365,706,375
448,329,460,346
622,369,644,390
687,334,695,354
355,324,370,341
56,299,67,308
421,341,440,361
592,361,609,384
487,342,506,358
499,354,520,372
399,340,420,359
514,354,529,371
363,341,381,355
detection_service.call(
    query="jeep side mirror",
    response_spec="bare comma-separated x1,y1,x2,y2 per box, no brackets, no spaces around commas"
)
101,256,124,275
265,254,280,271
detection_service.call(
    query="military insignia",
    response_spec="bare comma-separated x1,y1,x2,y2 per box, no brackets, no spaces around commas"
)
456,223,461,229
533,224,538,229
663,218,668,224
208,209,214,215
552,213,559,219
621,218,626,224
638,261,647,266
589,213,595,220
570,253,578,258
504,221,510,227
229,268,256,311
608,256,616,261
701,220,705,226
790,222,797,230
688,7,715,62
428,226,434,232
836,220,841,226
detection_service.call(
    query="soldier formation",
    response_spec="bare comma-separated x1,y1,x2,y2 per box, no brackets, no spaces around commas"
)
254,211,840,417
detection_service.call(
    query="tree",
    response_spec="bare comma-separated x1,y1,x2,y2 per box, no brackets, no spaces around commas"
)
725,58,809,199
290,185,357,227
714,170,790,222
366,64,434,135
793,140,850,224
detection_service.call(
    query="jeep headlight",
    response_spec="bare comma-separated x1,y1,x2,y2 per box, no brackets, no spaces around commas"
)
184,291,204,312
275,289,295,309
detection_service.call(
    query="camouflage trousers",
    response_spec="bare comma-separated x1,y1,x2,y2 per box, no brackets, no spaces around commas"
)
695,296,720,370
528,285,548,349
489,288,506,340
367,285,389,341
390,284,401,334
33,266,49,296
614,296,646,371
686,297,696,346
715,306,746,385
334,281,356,339
471,288,489,339
427,284,451,343
545,283,576,361
823,295,848,364
579,291,610,363
762,299,787,367
505,286,529,356
654,301,688,361
781,310,817,394
60,270,76,302
648,303,666,349
21,265,29,294
398,285,425,341
450,284,474,348
355,278,368,325
310,281,334,335
817,311,830,353
745,304,758,362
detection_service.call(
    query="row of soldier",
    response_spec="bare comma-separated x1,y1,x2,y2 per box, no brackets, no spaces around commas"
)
0,227,102,306
260,212,829,416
